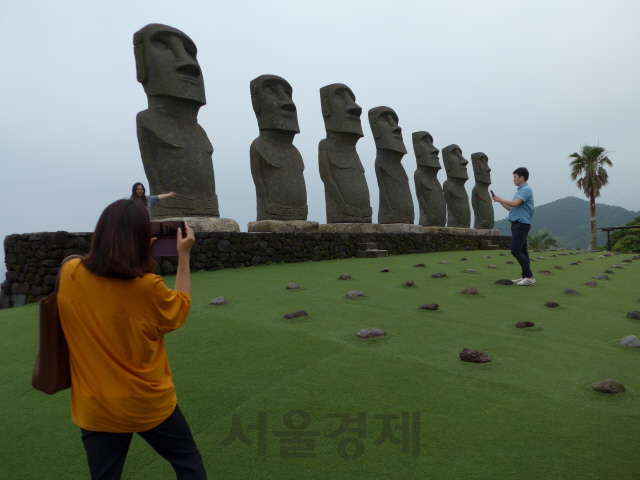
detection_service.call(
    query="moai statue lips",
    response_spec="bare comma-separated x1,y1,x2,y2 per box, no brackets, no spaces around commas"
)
413,131,446,227
250,74,300,133
443,144,469,180
412,131,441,169
321,83,364,137
369,106,407,154
472,152,491,183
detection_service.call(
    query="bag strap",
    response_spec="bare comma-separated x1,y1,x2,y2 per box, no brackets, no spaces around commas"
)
54,255,83,294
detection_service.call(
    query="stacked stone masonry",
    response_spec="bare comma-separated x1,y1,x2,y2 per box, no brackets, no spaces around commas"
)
2,230,511,309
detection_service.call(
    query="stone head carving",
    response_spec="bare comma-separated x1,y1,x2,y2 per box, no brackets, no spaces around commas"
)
368,106,407,154
250,75,300,133
320,84,363,137
471,152,491,183
133,24,205,105
412,131,441,168
442,144,469,179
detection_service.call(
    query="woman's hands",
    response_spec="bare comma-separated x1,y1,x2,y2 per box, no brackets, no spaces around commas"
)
177,223,195,257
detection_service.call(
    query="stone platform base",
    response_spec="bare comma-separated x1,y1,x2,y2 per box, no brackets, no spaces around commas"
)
423,226,500,236
248,220,320,233
377,224,424,233
158,217,240,233
319,223,378,233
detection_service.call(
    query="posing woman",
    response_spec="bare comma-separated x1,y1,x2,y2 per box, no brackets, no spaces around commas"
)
57,199,207,479
131,182,176,213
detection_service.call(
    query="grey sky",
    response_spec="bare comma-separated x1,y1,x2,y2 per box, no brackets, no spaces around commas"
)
2,0,639,278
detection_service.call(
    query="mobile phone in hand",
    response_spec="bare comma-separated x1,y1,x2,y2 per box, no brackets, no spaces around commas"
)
490,190,495,198
151,221,186,256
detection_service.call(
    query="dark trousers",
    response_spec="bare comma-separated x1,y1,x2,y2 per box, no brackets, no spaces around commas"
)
80,405,207,480
510,221,533,278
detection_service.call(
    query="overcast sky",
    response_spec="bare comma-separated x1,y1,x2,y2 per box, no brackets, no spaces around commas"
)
2,0,639,277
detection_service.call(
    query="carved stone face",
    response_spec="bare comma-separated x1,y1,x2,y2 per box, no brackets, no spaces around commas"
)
133,24,205,104
412,131,441,169
250,75,300,133
320,84,363,137
471,152,491,183
442,144,469,179
368,106,407,154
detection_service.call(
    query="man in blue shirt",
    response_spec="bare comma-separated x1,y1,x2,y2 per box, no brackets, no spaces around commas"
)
492,167,535,286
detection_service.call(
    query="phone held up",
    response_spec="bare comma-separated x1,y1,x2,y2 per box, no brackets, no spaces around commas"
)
151,221,186,257
490,190,495,198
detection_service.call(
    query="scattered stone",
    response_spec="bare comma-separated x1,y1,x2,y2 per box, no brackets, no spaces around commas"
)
419,303,439,310
440,261,449,264
483,255,492,259
464,269,477,273
577,260,582,263
633,256,640,260
499,253,506,256
284,310,308,319
488,264,497,269
380,268,390,272
431,272,447,278
413,263,425,267
584,281,598,286
550,255,557,257
612,265,624,269
516,321,535,328
460,258,467,261
209,296,227,305
506,261,514,264
587,258,594,260
559,253,568,256
628,311,640,320
622,259,632,263
554,266,564,269
287,283,300,290
459,348,491,363
597,255,606,259
564,288,580,295
530,259,535,262
620,335,640,347
569,263,578,266
545,301,560,308
495,279,514,285
339,274,352,280
538,270,552,275
604,270,614,274
537,257,545,260
404,280,415,286
347,291,365,298
590,378,625,394
356,328,385,338
592,274,609,280
461,287,479,295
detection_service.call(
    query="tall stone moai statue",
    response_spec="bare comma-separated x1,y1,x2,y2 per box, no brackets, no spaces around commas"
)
369,107,414,225
412,132,446,227
133,24,238,231
318,84,372,224
442,144,471,228
248,75,316,232
471,152,495,230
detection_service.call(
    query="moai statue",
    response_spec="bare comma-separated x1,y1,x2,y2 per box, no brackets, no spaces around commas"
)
412,131,446,226
471,152,495,229
133,24,219,219
369,107,414,224
318,84,372,223
249,75,308,221
442,144,471,228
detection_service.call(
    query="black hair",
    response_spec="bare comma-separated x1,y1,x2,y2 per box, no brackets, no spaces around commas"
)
512,167,529,181
131,182,148,206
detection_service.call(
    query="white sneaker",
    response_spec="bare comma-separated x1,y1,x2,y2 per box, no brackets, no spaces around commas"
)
511,278,523,283
517,277,536,286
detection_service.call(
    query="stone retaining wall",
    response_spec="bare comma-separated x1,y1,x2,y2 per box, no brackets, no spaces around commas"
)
2,230,511,309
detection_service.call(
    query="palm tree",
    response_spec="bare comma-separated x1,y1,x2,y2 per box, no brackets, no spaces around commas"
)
527,230,561,251
569,145,613,251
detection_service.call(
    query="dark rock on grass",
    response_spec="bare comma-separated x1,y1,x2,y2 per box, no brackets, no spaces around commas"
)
488,264,498,269
506,261,514,264
584,281,598,286
287,283,300,290
620,335,640,347
559,253,568,256
565,288,580,295
592,274,609,280
622,259,632,263
545,301,560,308
530,259,535,262
284,310,308,319
464,269,478,273
633,256,640,260
483,255,492,259
404,280,415,286
554,266,564,270
460,257,468,261
538,270,552,275
356,328,385,338
577,260,582,263
431,272,447,278
551,255,557,257
380,268,390,272
495,279,514,285
587,257,594,260
413,263,425,267
209,296,227,305
628,311,640,320
516,320,535,328
612,265,624,269
569,263,578,266
459,348,491,363
347,291,365,298
499,253,506,256
590,378,625,394
461,287,479,295
339,274,352,280
604,270,614,274
419,303,439,310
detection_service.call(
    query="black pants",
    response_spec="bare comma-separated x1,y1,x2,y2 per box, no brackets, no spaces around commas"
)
510,221,533,278
80,405,207,480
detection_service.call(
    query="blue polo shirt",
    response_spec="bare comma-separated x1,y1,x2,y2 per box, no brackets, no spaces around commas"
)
508,183,534,224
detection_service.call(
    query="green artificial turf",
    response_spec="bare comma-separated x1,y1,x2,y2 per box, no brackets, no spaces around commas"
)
2,250,640,479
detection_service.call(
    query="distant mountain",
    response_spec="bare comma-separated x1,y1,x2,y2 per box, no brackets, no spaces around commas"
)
494,196,639,249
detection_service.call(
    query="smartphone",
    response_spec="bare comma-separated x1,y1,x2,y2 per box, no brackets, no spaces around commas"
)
150,221,186,256
490,190,495,197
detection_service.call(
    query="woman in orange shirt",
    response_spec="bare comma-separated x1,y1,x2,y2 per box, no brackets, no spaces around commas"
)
58,199,207,479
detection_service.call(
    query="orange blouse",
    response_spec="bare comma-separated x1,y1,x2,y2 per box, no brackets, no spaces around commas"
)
57,258,191,432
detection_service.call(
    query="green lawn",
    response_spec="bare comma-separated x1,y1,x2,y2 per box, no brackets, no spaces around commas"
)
2,250,639,479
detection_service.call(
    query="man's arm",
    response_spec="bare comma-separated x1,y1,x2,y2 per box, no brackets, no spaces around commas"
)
493,196,523,210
